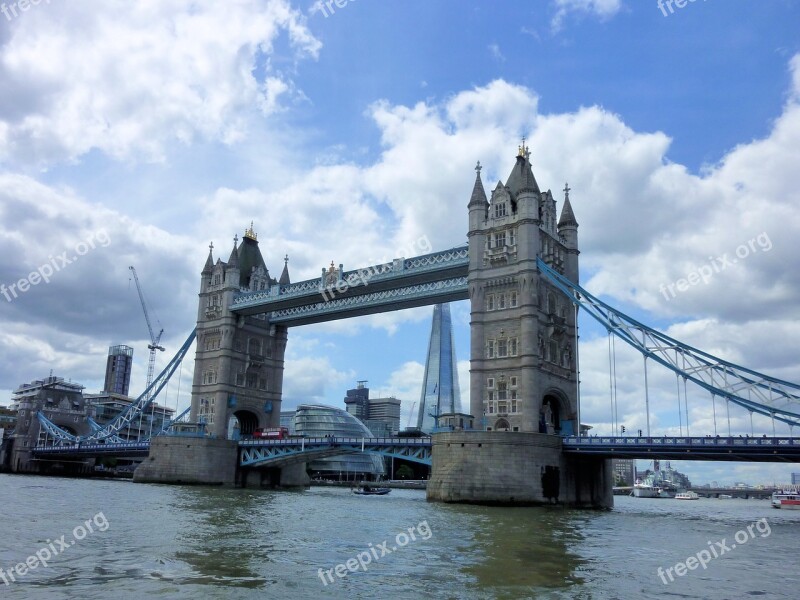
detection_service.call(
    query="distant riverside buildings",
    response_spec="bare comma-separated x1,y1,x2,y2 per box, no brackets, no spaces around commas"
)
85,392,174,441
104,345,134,396
2,376,93,473
343,381,401,436
612,458,636,486
0,340,175,473
792,473,800,485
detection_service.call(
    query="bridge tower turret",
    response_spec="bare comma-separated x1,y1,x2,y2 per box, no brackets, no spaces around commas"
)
189,225,287,439
136,225,304,488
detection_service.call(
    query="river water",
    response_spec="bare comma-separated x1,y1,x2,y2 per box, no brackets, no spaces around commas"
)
0,474,797,599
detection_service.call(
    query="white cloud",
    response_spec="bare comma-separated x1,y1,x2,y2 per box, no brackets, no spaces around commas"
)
488,43,505,62
0,0,320,165
551,0,623,31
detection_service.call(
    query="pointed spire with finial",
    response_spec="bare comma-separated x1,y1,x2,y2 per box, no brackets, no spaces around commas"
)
202,241,214,274
468,160,489,208
507,136,539,196
228,234,240,268
279,254,291,285
558,182,578,228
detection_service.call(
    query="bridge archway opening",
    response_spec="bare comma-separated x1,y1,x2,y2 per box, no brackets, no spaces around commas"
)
540,392,568,435
234,410,259,436
494,418,511,432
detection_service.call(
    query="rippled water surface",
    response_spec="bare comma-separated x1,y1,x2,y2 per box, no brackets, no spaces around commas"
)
1,474,797,599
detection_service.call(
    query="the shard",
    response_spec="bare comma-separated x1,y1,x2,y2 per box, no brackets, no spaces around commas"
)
417,303,462,432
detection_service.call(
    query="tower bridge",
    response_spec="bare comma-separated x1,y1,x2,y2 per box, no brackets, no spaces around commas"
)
29,142,800,507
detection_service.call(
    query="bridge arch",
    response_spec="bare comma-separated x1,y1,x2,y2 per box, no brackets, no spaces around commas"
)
540,389,570,435
233,410,259,436
493,418,511,431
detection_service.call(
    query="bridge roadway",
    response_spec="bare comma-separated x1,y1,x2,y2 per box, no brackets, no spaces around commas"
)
238,436,433,468
32,435,800,465
562,436,800,462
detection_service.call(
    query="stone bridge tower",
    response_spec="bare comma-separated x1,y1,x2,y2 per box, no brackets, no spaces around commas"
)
467,143,580,435
190,224,289,439
136,224,304,487
428,143,612,508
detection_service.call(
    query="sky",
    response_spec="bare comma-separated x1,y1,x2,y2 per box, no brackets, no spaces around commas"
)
1,0,799,486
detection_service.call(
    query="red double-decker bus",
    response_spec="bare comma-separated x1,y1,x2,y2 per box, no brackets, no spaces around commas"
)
253,427,289,439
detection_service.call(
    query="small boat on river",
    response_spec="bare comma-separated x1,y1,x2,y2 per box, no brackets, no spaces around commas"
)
352,485,391,496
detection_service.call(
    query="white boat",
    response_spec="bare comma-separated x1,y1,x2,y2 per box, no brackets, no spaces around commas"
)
718,494,733,499
632,481,660,498
772,491,800,509
675,491,699,500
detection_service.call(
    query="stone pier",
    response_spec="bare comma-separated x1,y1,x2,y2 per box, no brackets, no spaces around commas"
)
426,431,613,508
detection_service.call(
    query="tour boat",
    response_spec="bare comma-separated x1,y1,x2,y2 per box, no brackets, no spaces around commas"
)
675,491,699,500
771,491,800,509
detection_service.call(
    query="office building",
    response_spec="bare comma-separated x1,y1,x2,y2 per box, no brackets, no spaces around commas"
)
104,345,134,396
344,381,401,436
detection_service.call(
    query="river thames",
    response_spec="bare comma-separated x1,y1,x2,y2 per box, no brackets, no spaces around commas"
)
0,474,797,599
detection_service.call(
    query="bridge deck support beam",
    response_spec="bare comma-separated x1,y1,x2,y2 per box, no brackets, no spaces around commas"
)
426,432,613,508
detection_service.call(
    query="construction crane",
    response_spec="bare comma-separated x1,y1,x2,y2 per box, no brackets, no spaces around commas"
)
129,266,165,399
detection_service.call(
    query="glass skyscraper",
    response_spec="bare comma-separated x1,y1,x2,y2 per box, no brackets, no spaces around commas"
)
417,303,462,432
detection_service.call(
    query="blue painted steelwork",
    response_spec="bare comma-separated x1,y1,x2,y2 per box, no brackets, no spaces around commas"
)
37,329,197,444
538,258,800,428
87,417,125,443
162,406,191,431
563,435,800,461
238,437,432,468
